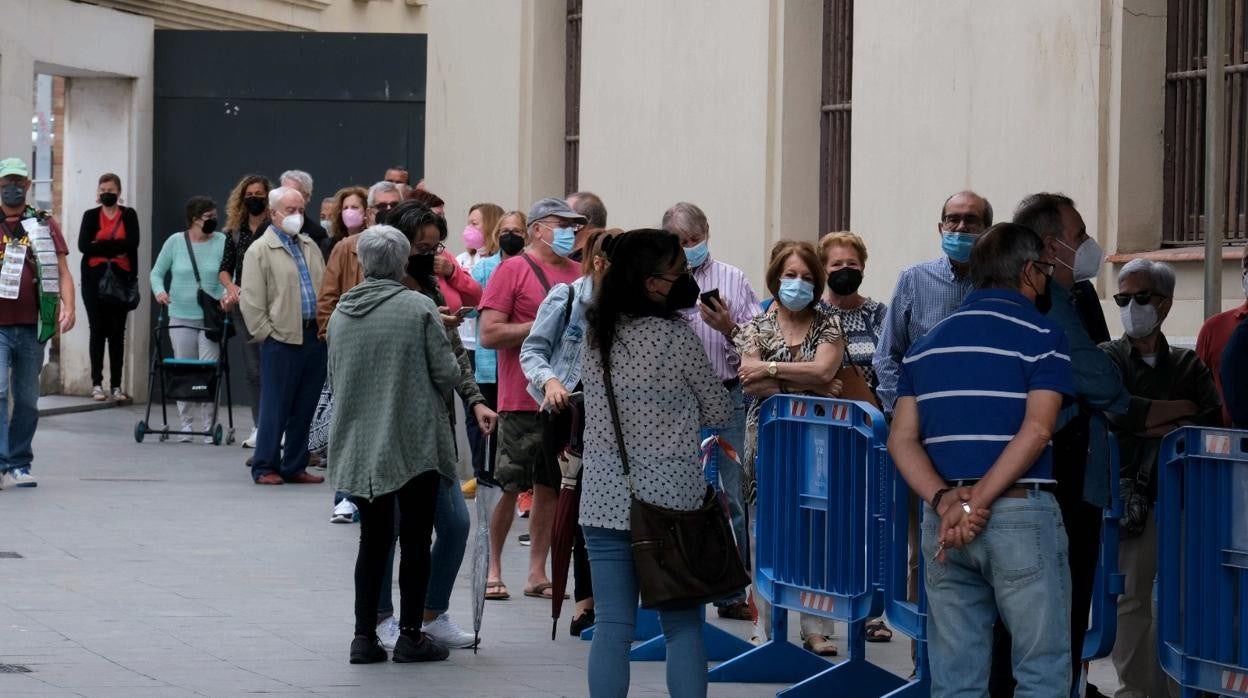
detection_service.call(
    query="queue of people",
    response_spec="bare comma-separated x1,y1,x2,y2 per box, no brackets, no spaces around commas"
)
2,151,1243,697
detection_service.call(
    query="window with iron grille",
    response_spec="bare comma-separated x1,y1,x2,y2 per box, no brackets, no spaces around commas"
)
820,0,853,235
565,0,582,195
1163,0,1248,246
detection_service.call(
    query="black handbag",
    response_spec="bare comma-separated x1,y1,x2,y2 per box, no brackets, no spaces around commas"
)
98,262,139,310
182,232,233,342
602,359,750,610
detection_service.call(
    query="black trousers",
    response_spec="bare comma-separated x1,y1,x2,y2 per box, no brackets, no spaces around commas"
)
989,417,1103,697
352,472,440,637
472,383,500,483
79,264,130,387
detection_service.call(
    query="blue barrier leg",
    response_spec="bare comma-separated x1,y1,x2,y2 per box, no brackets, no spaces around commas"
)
580,625,594,641
879,634,931,698
630,607,755,661
707,606,831,684
776,619,908,698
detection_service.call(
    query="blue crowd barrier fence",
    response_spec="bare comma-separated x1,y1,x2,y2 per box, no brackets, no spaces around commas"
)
1158,427,1248,697
708,396,906,697
1080,434,1126,677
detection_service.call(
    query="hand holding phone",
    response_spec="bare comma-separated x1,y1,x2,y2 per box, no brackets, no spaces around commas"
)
455,306,474,318
699,288,721,309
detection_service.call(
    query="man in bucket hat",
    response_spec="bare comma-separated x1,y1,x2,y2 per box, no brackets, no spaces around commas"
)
0,157,76,489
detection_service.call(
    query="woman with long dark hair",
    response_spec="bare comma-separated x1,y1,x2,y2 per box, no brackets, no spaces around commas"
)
579,229,732,698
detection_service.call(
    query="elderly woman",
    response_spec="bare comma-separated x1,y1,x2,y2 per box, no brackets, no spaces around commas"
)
327,186,369,251
820,232,888,395
328,225,460,665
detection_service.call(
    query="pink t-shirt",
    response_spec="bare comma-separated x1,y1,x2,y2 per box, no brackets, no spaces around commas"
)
479,253,580,412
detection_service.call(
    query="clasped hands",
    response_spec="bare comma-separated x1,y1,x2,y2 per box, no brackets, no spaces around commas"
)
933,486,992,563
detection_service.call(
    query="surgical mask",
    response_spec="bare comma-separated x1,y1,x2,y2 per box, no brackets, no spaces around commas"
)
462,225,485,250
1,184,26,208
201,218,218,235
407,253,435,280
778,278,815,311
499,233,525,256
684,240,709,269
100,193,119,208
941,231,976,264
827,267,863,296
342,208,364,229
1056,237,1105,282
279,213,303,236
663,273,700,310
1120,301,1158,339
544,226,577,258
244,196,267,216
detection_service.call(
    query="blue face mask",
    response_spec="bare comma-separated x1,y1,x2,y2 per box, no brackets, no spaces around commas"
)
777,278,815,311
941,231,976,264
546,226,577,258
684,240,709,269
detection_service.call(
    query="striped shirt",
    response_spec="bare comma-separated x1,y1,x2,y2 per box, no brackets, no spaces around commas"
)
896,288,1074,483
684,257,761,381
277,226,316,320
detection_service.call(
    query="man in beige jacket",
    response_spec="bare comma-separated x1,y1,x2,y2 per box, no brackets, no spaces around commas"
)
241,186,327,485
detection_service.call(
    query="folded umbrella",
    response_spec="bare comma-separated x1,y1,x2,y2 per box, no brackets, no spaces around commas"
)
549,396,585,640
471,434,503,654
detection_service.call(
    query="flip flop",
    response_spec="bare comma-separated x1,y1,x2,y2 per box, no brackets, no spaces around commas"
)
802,635,839,657
523,582,569,600
865,618,893,643
485,581,510,600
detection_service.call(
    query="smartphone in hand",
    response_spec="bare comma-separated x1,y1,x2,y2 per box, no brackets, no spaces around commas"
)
455,306,474,319
699,288,721,308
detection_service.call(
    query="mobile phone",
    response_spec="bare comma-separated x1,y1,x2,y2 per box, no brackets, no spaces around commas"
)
455,306,474,318
699,288,721,307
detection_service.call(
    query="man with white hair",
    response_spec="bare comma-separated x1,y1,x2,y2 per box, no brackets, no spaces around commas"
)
1100,259,1220,697
280,169,330,260
241,186,328,486
366,181,403,226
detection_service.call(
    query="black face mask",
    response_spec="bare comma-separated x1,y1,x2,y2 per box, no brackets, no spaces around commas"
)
244,196,267,216
663,273,700,311
1029,274,1053,314
827,267,864,296
100,193,119,208
202,218,218,235
407,253,435,280
498,233,525,256
1,184,26,208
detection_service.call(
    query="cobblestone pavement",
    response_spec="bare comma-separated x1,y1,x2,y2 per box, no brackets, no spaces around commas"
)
0,406,1119,697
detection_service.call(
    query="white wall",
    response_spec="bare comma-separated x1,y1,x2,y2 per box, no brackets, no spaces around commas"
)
0,0,154,396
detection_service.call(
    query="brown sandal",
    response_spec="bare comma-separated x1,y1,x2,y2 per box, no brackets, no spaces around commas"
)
485,581,510,600
802,634,839,657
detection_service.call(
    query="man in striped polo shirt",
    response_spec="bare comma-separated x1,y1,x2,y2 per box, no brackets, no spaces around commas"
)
888,223,1075,698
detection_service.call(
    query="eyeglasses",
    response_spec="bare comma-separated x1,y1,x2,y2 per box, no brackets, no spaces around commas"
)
537,221,583,232
941,214,985,230
372,202,397,213
1112,291,1166,307
1030,260,1056,277
412,242,445,256
650,266,693,282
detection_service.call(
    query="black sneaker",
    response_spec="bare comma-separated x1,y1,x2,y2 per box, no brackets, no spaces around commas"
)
349,635,387,664
716,601,752,621
569,609,596,637
392,632,449,663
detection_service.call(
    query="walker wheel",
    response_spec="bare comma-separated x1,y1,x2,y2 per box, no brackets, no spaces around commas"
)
212,424,224,446
226,428,236,445
159,431,169,442
134,420,147,444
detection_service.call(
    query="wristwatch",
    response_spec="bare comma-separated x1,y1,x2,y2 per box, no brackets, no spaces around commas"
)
767,361,778,378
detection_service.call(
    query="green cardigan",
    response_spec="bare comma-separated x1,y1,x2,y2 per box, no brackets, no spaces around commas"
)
327,278,459,499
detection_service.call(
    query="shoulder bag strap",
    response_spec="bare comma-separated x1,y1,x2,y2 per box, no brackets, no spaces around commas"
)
182,232,205,292
520,253,552,293
563,285,576,327
601,358,636,496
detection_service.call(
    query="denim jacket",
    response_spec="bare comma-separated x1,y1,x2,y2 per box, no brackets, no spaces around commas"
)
520,275,593,407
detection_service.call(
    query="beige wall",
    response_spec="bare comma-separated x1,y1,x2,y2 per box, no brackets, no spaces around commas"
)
577,0,821,291
424,0,564,233
81,0,427,33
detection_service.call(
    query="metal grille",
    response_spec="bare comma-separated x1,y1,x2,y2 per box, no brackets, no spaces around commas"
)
0,664,31,673
1164,0,1248,245
565,0,582,195
820,0,853,235
0,552,22,559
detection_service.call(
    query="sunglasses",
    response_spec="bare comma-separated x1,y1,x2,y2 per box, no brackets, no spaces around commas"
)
1113,291,1167,307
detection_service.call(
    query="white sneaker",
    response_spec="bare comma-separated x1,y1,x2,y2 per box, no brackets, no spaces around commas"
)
421,613,477,649
91,385,106,401
376,616,400,650
330,499,357,524
203,435,215,445
242,428,257,449
7,468,36,488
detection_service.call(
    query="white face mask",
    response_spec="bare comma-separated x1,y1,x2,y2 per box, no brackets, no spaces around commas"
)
280,213,304,236
1120,301,1158,339
1056,237,1105,282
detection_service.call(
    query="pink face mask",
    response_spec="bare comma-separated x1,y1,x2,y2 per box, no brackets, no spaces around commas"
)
342,207,364,229
462,225,485,250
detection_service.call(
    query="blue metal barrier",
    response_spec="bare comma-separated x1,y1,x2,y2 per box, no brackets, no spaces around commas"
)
1081,434,1126,665
881,427,930,698
709,396,906,697
1158,427,1248,697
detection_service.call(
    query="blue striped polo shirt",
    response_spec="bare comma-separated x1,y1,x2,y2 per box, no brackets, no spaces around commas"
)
896,288,1074,482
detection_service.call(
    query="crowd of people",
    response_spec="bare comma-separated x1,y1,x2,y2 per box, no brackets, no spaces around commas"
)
0,152,1243,696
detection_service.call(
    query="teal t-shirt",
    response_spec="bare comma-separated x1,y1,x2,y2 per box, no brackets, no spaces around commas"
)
149,232,226,322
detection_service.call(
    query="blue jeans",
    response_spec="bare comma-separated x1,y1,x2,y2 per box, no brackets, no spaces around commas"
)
378,476,469,617
251,327,326,481
0,326,42,472
583,526,706,698
713,383,749,606
922,491,1071,698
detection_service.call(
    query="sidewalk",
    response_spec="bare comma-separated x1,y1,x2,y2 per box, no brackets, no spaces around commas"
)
0,406,1119,696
